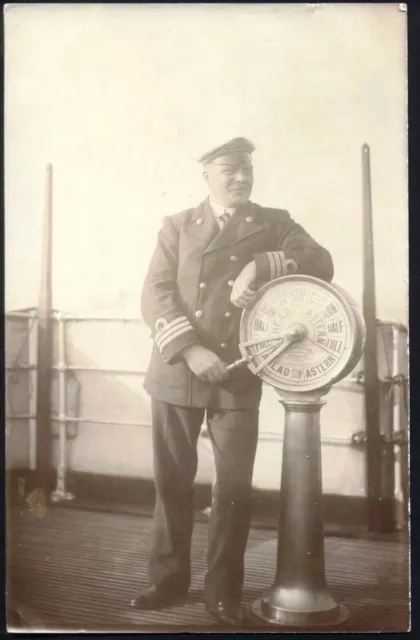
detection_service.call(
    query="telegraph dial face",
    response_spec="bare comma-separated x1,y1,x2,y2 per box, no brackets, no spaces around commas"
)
239,275,365,393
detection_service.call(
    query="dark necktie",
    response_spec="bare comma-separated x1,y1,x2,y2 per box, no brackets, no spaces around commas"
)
219,212,231,229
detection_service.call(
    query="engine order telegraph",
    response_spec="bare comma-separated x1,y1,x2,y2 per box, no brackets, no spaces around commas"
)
229,275,365,628
233,274,365,394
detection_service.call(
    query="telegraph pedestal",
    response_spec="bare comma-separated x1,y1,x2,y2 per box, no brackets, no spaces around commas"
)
251,389,349,628
232,275,365,630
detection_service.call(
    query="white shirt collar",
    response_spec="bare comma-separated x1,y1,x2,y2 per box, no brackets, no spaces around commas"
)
209,197,236,218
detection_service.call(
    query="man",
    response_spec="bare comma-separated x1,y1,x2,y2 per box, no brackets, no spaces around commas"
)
132,137,334,625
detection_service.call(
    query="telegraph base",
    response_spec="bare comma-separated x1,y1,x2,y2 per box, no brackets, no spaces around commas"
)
250,597,349,628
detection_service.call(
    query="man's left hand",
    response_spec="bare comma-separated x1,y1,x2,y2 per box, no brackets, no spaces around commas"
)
230,261,258,309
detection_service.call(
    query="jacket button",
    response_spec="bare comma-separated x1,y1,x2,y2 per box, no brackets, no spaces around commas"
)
220,343,227,348
199,282,207,290
228,280,235,287
195,310,203,319
196,217,203,225
230,255,239,262
224,311,232,318
246,216,253,223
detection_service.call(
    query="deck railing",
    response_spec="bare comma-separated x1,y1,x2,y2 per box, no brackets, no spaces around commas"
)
5,308,407,516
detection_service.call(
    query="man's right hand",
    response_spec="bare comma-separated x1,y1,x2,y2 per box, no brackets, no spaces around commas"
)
181,344,229,384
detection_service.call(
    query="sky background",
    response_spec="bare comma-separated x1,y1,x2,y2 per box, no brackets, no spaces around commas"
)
5,3,408,325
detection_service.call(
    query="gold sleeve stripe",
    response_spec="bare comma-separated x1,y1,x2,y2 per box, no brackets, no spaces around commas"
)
156,316,188,342
155,316,193,348
158,324,193,351
266,252,275,277
266,251,298,278
267,251,283,278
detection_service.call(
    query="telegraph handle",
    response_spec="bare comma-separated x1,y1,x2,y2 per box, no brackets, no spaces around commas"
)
226,355,250,371
226,325,306,372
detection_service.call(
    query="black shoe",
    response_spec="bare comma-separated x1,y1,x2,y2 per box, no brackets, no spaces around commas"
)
205,600,245,627
130,585,188,610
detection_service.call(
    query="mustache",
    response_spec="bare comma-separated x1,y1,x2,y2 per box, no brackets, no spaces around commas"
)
229,184,251,190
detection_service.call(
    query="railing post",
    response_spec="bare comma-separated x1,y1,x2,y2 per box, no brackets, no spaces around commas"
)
28,309,38,471
392,325,408,529
51,313,75,502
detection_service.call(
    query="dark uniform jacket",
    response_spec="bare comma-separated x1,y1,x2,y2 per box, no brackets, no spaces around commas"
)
141,197,334,409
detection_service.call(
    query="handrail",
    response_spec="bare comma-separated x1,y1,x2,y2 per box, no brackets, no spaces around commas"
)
4,412,356,446
6,309,407,329
5,310,144,322
5,364,148,376
5,363,361,392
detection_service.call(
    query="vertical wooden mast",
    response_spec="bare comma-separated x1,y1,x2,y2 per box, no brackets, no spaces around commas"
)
35,164,53,492
362,144,384,532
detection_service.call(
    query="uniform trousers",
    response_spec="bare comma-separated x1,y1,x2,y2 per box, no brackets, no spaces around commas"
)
148,399,259,606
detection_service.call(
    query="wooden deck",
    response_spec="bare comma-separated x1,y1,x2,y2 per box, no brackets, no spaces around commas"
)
7,506,410,633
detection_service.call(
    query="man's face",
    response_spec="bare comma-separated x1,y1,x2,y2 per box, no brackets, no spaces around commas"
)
203,153,254,207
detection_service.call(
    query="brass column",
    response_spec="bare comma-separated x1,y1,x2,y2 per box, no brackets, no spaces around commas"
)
251,390,349,628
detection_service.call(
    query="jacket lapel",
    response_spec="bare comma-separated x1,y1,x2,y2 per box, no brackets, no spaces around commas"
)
204,201,269,254
186,199,220,252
